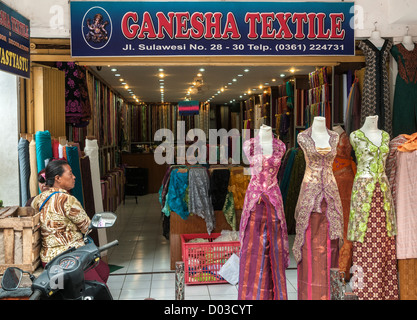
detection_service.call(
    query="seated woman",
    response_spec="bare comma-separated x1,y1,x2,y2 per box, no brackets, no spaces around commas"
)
31,160,109,284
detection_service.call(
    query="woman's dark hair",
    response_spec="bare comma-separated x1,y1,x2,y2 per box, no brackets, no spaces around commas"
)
37,169,46,184
45,160,69,187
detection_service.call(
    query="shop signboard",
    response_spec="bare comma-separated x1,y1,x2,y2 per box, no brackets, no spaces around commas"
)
70,1,354,57
0,1,30,78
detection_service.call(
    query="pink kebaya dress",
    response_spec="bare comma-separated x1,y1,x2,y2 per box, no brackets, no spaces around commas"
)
238,135,290,300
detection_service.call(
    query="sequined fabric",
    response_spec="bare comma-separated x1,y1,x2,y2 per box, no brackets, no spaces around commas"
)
240,135,290,269
188,167,215,234
293,127,344,264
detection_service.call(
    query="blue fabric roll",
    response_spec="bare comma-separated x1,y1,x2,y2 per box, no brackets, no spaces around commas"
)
35,130,53,173
18,137,30,206
65,145,84,207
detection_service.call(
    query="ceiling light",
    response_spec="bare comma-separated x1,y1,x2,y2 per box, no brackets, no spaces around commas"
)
259,85,263,89
290,68,295,73
238,74,243,77
159,73,165,78
240,95,243,98
221,88,224,92
232,79,237,82
199,68,205,72
264,82,269,85
111,68,117,72
272,78,277,82
121,82,126,85
228,82,232,85
124,85,129,89
244,69,249,72
159,68,164,72
197,73,202,77
119,78,124,82
280,73,286,78
115,74,120,77
248,90,251,94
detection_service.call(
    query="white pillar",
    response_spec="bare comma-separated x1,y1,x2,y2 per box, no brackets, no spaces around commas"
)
0,71,20,206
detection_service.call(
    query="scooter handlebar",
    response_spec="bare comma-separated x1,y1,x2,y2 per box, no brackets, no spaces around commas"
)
98,240,119,253
29,289,42,300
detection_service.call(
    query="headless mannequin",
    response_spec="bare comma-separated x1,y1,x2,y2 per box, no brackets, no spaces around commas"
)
311,116,330,149
402,35,415,51
258,124,273,156
332,125,345,136
360,115,382,147
369,30,385,49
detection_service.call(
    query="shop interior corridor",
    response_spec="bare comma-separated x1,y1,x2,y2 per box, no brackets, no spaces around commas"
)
105,193,298,300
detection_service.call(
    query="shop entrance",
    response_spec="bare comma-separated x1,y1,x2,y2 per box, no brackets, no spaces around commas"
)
22,38,365,279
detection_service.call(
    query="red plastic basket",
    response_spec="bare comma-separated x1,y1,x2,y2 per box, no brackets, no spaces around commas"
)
181,233,240,285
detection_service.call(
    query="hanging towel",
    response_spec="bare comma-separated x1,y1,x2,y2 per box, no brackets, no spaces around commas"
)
18,138,30,206
35,130,53,173
29,139,38,197
65,145,84,207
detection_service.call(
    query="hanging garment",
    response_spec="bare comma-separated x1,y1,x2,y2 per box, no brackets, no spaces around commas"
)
397,132,417,152
385,134,408,207
167,168,189,220
390,43,417,138
65,145,84,207
35,130,53,173
209,169,230,211
56,62,91,127
188,167,215,234
293,127,343,300
80,156,98,244
332,130,356,280
228,167,250,211
284,148,305,235
18,138,30,206
238,135,289,300
344,76,362,135
358,39,393,136
347,129,398,300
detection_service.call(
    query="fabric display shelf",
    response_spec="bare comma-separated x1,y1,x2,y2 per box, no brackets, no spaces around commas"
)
17,132,125,229
159,164,248,270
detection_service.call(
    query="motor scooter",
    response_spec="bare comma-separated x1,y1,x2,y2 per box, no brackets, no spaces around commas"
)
1,212,119,300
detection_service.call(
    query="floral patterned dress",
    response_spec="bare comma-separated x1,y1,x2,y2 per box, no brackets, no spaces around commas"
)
347,129,399,300
238,135,289,300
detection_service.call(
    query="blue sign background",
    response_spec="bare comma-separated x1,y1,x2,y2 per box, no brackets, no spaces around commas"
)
71,1,355,57
0,2,30,78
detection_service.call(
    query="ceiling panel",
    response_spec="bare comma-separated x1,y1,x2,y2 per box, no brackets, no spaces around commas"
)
95,65,316,105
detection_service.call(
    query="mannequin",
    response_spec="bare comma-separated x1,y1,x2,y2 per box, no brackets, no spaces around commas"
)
311,116,331,149
332,125,344,136
402,35,415,51
258,124,273,155
369,30,385,48
360,115,382,147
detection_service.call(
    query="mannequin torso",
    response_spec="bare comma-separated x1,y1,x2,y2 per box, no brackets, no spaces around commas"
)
311,117,330,149
258,124,273,155
402,35,415,51
332,125,345,136
360,115,382,147
369,30,385,49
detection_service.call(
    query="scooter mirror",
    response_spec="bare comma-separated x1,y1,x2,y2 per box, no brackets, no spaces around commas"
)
1,267,23,291
91,212,117,229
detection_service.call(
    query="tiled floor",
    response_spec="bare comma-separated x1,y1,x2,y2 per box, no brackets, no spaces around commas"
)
105,193,298,300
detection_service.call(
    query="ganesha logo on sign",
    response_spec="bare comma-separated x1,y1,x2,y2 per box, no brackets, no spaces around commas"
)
81,6,112,49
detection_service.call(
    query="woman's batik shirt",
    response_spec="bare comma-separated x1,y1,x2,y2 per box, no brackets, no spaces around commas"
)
347,129,397,243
